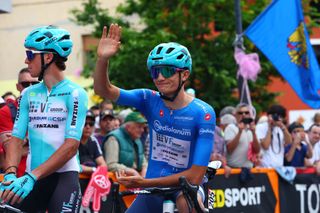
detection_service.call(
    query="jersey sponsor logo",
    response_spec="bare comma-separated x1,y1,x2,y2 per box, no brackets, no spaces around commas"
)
29,116,47,122
15,97,21,121
194,101,209,114
199,128,214,135
205,113,211,121
71,98,79,127
34,123,59,128
160,110,164,117
174,116,194,121
153,120,191,136
49,107,65,112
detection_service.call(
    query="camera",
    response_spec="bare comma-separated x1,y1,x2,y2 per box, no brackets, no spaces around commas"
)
241,117,254,124
272,113,280,121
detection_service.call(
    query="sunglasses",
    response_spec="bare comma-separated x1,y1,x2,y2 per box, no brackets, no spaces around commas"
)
150,66,184,79
25,50,52,61
85,121,95,127
19,81,39,88
237,111,250,115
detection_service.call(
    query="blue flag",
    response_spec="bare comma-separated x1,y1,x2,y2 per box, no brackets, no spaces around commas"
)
245,0,320,108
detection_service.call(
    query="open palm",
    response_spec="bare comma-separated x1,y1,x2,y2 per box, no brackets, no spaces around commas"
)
97,24,121,59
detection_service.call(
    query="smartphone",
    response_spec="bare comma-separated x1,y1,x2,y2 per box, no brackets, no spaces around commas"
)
241,117,254,124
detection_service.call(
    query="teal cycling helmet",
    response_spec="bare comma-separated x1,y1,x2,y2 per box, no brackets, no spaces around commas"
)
24,25,73,58
147,42,192,72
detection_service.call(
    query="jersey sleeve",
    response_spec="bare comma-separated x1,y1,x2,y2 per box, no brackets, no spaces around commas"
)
192,108,216,166
65,88,88,141
12,90,29,140
116,89,148,113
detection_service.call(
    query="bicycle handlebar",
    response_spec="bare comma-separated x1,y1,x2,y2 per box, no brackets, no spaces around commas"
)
0,204,24,213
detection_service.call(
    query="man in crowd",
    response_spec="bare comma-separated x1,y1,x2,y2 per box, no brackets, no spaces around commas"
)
94,109,116,145
224,103,260,168
104,111,148,177
304,124,320,173
255,104,292,168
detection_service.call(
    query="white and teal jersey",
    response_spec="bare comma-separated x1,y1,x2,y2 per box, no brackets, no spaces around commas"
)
12,79,88,173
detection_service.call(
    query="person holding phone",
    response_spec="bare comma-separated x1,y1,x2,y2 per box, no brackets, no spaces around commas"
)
224,103,260,168
255,104,292,168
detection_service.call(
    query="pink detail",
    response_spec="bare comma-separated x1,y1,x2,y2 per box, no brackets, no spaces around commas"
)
82,166,111,212
234,47,261,81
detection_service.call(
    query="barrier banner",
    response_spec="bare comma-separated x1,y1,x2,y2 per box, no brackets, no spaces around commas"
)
279,173,320,213
206,173,276,213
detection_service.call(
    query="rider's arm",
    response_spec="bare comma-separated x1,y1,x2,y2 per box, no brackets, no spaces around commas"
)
93,25,121,101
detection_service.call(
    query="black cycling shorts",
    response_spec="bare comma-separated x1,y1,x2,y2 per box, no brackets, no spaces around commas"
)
17,171,81,213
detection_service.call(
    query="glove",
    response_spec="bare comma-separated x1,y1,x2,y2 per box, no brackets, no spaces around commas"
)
0,173,17,192
82,166,111,212
8,172,37,199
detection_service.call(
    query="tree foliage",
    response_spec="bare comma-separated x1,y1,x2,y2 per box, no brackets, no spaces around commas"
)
71,0,319,114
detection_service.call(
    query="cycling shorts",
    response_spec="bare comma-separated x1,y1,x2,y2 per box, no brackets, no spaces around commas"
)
17,171,81,213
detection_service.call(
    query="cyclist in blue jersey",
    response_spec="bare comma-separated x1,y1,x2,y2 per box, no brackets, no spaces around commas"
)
0,25,88,213
94,24,216,213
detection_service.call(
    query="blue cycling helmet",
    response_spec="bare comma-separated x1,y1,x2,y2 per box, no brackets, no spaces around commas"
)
147,42,192,73
24,25,73,58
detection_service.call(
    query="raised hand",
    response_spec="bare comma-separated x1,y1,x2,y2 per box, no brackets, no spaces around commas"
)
97,24,122,59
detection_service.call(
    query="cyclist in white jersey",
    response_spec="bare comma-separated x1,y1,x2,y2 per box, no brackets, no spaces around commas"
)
0,25,88,213
94,24,216,213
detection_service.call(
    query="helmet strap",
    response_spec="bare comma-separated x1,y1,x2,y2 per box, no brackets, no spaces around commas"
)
160,72,185,102
38,53,56,81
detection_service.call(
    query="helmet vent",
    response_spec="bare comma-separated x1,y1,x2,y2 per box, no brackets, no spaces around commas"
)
166,47,175,54
59,35,70,41
156,47,163,54
35,36,46,42
177,54,184,59
152,57,163,60
44,32,53,38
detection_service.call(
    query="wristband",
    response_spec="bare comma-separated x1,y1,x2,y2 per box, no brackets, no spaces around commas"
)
92,167,97,172
4,165,18,173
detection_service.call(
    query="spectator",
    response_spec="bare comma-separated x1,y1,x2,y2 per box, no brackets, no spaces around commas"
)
94,109,115,145
103,111,148,177
90,104,100,131
304,124,320,168
0,68,39,176
224,103,260,168
284,122,312,167
255,105,292,168
99,99,113,111
79,110,107,194
312,112,320,125
219,106,236,118
1,91,17,102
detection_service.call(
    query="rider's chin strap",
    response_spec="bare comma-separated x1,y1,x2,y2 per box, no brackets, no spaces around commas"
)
160,72,186,102
38,53,56,81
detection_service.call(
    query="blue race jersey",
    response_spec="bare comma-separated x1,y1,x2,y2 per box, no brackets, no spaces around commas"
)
117,89,215,178
12,79,88,172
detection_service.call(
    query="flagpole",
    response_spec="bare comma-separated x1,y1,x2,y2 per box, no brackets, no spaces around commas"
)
234,0,251,105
